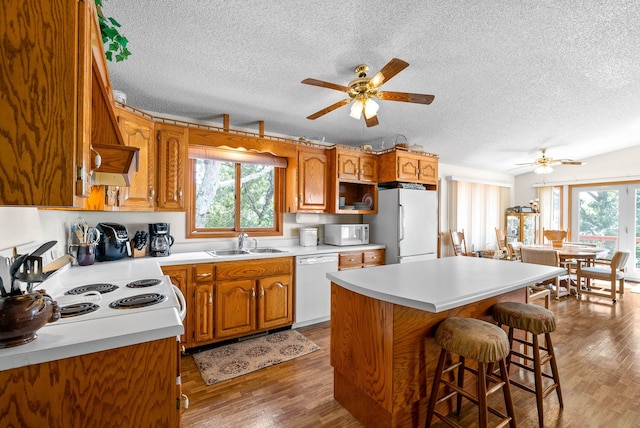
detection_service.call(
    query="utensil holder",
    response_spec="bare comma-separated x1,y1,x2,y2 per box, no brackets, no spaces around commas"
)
76,243,96,266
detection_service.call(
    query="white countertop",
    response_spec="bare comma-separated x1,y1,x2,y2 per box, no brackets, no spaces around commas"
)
327,257,566,313
0,243,383,371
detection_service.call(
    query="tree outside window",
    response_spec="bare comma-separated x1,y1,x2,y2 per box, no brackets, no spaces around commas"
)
191,158,279,236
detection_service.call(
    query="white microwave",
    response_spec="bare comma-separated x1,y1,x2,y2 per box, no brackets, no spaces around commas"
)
324,224,369,246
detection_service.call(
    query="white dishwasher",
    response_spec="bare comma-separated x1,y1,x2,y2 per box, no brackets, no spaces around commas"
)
294,253,339,328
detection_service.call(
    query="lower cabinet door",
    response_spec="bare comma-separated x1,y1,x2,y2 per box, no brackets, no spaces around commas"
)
257,275,293,330
194,283,214,343
216,279,256,338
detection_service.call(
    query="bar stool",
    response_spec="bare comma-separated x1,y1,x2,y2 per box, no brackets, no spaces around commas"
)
425,317,516,428
492,302,563,427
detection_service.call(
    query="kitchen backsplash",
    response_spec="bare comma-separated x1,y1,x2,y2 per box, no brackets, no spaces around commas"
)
0,207,361,257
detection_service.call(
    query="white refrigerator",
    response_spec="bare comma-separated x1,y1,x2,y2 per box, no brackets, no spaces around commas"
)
364,188,438,264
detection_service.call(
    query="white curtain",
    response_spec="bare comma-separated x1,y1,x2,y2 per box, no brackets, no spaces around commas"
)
537,186,554,243
448,179,509,255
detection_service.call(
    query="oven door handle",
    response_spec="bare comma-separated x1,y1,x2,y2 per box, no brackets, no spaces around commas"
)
172,285,187,321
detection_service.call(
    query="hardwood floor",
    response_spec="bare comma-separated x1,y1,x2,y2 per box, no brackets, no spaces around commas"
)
181,282,640,427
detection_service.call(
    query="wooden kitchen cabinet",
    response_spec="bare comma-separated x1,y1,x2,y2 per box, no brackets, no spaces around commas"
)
110,107,156,210
296,146,328,212
215,257,293,339
333,148,378,182
162,263,214,349
169,257,294,350
193,264,215,344
156,124,188,211
328,147,378,213
0,0,97,206
0,337,179,427
377,148,439,188
338,249,385,270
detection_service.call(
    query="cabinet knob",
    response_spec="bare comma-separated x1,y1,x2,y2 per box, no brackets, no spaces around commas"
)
149,186,155,201
251,288,256,299
178,188,183,200
197,272,211,277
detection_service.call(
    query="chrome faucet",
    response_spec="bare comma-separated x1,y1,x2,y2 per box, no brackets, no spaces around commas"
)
238,231,249,250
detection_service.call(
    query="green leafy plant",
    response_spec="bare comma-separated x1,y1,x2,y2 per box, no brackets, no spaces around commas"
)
95,0,131,62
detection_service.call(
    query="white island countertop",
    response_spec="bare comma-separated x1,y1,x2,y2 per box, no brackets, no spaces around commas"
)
327,256,565,313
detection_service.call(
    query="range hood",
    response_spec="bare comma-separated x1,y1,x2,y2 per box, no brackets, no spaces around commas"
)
88,63,139,187
90,143,139,187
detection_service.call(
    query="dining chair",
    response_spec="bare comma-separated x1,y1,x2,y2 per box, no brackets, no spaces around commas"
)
521,247,571,299
449,229,477,257
543,229,568,248
495,228,508,259
576,250,631,303
507,241,523,261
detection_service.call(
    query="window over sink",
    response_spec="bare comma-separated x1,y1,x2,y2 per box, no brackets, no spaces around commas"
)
186,146,286,238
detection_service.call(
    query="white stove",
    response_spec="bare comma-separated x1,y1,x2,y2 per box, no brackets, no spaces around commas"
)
46,275,185,325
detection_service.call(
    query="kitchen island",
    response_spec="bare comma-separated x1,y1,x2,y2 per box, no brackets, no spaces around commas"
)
327,256,565,428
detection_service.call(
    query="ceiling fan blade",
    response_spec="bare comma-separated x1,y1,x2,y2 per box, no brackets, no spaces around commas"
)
306,99,351,120
370,58,409,88
378,91,435,105
365,114,379,127
301,78,350,93
514,162,536,166
560,160,585,165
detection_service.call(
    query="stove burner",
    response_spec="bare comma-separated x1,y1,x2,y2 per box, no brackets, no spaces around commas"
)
109,293,167,309
126,278,162,288
65,283,119,295
60,302,100,318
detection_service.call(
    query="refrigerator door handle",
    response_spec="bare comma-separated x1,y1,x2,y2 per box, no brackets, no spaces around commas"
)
398,204,405,242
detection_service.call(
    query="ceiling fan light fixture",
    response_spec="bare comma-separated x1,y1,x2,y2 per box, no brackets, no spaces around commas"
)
534,165,553,174
363,98,379,119
350,99,363,119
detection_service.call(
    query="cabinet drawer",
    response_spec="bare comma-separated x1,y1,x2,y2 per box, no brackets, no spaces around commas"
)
193,264,214,283
363,249,384,266
216,257,293,280
339,252,364,270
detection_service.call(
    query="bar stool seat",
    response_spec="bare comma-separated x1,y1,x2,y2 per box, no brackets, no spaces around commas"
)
425,317,516,428
492,302,563,427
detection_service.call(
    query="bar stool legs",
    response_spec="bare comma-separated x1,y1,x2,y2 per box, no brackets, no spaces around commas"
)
425,317,516,428
494,302,563,427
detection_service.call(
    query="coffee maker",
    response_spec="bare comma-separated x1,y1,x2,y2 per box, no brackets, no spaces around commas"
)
148,223,174,257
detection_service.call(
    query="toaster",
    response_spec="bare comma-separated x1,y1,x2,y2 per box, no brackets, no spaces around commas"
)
96,223,130,261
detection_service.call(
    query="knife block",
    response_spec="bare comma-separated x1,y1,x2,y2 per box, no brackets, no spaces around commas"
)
131,240,146,258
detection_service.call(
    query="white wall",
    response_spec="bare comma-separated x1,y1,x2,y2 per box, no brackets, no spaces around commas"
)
514,145,640,203
0,207,361,257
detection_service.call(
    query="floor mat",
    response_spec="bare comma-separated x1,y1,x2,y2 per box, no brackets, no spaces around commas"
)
192,329,320,385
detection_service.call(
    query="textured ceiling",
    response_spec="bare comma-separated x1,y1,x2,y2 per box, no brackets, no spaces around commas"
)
104,0,640,175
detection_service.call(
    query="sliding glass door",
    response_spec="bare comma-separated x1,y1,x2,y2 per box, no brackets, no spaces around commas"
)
571,183,640,282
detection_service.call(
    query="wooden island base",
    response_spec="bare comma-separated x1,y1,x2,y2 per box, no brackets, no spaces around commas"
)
330,283,526,428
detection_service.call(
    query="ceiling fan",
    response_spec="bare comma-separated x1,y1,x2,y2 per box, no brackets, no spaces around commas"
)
301,58,434,127
516,148,585,174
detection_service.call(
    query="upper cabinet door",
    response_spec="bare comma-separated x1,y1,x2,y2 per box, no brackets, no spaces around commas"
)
156,124,188,211
358,153,378,182
0,0,89,206
297,147,328,212
115,108,155,210
337,152,360,181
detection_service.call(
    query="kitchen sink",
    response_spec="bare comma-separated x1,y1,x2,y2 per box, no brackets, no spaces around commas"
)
248,247,288,253
206,249,250,256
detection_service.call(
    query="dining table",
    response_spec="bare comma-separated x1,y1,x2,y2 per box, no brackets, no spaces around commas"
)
523,243,609,264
